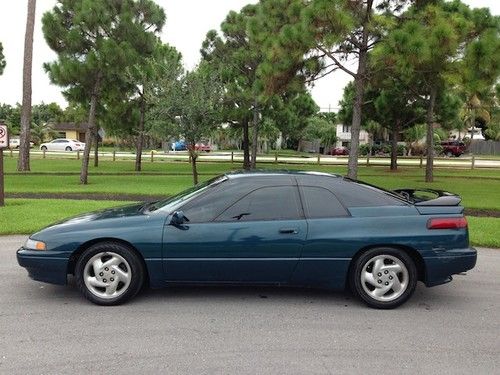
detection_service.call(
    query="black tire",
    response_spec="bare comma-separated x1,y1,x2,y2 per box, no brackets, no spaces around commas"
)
65,146,72,151
75,242,145,306
445,151,453,157
350,247,417,309
41,146,47,151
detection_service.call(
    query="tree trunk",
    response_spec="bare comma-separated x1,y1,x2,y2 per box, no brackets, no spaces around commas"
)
135,96,145,172
189,149,198,185
390,121,400,171
93,126,99,167
17,0,36,172
250,104,259,170
425,85,438,183
242,118,250,170
346,1,372,180
80,82,100,185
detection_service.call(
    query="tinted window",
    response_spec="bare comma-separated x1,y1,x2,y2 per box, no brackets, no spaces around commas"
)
301,186,348,218
216,186,302,222
332,180,406,207
181,181,246,223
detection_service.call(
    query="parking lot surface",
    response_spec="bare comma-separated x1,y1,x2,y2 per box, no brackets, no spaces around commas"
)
1,235,499,374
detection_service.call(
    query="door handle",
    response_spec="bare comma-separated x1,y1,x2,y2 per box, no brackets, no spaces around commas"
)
279,228,298,234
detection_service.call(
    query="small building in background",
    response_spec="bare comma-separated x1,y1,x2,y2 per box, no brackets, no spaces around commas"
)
52,123,87,142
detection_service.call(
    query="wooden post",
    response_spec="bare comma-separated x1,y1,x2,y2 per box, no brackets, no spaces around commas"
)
231,151,234,164
317,154,321,165
77,150,80,160
43,149,46,159
471,155,475,170
151,150,154,163
112,150,116,162
275,151,278,164
0,149,4,207
10,148,13,158
419,155,423,168
366,154,370,166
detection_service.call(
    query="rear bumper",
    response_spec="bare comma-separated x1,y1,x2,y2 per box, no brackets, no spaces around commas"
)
423,247,477,287
17,248,68,285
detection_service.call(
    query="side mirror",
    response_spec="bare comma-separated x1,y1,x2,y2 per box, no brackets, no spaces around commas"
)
170,211,190,226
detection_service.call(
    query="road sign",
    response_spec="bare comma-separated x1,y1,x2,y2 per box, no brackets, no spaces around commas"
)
0,125,8,149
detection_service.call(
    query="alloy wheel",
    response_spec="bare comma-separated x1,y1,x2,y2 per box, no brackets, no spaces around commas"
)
360,254,409,302
83,252,132,299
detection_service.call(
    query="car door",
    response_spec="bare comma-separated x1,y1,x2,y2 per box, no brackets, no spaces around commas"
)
162,183,307,284
291,185,353,289
51,140,63,151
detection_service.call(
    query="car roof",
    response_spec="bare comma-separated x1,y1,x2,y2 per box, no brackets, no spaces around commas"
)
224,170,343,180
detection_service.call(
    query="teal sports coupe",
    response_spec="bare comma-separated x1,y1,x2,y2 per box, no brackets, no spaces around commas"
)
17,171,477,308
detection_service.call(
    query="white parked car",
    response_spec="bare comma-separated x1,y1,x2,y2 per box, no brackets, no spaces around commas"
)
40,139,85,152
9,138,34,149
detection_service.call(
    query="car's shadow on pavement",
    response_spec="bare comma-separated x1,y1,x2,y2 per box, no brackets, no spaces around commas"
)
27,277,461,311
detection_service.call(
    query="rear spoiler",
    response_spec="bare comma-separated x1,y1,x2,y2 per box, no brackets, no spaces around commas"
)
392,188,462,206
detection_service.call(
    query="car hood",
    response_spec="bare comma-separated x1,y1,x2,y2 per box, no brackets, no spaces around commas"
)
35,202,150,234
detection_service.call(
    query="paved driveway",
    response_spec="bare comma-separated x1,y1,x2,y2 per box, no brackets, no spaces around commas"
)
1,235,498,374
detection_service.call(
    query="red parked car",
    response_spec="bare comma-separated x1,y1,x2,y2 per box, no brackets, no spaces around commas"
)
328,146,349,156
194,143,212,152
440,141,466,157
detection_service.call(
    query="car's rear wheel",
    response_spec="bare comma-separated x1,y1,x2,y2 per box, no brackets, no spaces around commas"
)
445,151,453,157
350,247,417,309
75,242,144,306
65,146,72,151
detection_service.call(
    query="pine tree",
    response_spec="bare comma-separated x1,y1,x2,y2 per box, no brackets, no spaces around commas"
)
374,1,499,182
42,0,165,184
253,0,410,179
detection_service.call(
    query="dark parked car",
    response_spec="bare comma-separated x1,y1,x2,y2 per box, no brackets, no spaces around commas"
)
17,171,476,309
441,140,466,157
328,146,349,156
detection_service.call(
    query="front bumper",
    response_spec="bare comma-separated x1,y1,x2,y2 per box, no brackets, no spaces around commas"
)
17,248,69,285
423,247,477,287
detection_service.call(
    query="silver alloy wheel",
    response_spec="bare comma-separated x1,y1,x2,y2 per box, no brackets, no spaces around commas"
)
83,252,132,300
360,254,409,302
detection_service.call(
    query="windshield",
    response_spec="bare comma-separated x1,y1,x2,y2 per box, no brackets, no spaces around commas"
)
148,175,228,213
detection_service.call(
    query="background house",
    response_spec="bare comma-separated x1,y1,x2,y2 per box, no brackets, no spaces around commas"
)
52,123,87,142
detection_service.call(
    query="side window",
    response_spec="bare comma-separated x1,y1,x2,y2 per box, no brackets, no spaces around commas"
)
300,186,349,218
333,180,405,207
181,182,245,223
216,186,302,222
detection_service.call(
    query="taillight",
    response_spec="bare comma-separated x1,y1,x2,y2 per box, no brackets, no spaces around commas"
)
427,217,468,230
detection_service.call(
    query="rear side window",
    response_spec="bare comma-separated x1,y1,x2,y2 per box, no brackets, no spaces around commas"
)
216,186,302,222
300,186,349,218
333,180,405,207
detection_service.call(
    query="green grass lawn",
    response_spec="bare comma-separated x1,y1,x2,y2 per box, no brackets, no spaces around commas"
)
0,199,129,235
468,217,500,248
4,159,500,210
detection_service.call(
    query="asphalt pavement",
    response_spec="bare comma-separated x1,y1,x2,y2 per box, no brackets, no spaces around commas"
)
0,235,498,374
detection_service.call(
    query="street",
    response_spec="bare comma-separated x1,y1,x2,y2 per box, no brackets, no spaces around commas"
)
7,149,500,169
1,235,499,374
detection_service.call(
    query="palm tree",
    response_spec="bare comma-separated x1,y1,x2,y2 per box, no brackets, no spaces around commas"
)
30,122,58,145
17,0,36,172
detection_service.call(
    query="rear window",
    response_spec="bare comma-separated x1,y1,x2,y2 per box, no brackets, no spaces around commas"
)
332,179,406,207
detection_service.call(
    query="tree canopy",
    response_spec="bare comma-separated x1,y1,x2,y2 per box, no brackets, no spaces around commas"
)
43,0,166,183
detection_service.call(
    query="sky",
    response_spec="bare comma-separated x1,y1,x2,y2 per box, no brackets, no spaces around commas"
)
0,0,498,112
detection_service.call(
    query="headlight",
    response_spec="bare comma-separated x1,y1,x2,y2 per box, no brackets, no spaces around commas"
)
24,238,47,251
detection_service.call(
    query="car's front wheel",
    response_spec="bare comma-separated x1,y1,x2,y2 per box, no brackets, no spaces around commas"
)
350,247,417,309
75,242,145,306
41,146,47,151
